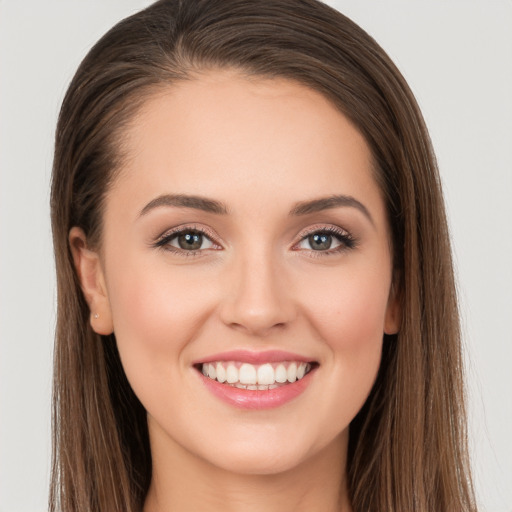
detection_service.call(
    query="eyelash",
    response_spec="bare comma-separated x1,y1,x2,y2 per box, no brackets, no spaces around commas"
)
153,224,357,257
153,225,220,257
293,225,357,257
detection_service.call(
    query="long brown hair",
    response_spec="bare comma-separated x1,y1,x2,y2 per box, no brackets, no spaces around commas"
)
50,1,476,510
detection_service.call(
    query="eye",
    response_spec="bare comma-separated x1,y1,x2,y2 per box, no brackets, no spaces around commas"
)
301,232,340,251
295,227,356,253
169,230,215,251
297,232,343,251
154,227,219,254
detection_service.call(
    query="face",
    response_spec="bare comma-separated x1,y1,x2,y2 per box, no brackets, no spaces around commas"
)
73,71,399,476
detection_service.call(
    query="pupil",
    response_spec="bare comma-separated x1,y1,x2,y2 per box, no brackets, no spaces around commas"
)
309,233,332,250
178,232,202,250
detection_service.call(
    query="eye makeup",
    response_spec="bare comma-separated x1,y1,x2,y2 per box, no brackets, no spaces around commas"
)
292,224,358,257
152,224,222,257
151,221,358,259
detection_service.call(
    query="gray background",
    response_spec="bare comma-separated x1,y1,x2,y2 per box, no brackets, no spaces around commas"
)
1,1,511,510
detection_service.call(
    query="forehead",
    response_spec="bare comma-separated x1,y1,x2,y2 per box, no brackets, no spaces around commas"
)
108,71,385,225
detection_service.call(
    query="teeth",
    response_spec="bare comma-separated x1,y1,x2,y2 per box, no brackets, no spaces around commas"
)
239,363,257,385
275,364,287,383
200,361,312,387
287,362,297,382
257,363,274,385
216,362,226,383
226,364,238,384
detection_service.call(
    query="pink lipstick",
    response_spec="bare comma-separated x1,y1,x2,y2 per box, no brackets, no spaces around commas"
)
194,350,317,410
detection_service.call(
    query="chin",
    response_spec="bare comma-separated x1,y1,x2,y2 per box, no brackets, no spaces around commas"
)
206,444,310,476
193,424,345,477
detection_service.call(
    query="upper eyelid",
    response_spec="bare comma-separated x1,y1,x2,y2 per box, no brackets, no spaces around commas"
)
292,224,356,252
155,224,221,245
295,224,351,239
153,222,353,249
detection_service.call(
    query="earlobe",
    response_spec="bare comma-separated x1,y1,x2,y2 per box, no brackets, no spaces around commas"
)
69,227,114,335
384,282,401,335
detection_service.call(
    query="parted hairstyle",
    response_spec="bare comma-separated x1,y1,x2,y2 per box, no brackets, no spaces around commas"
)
49,1,477,511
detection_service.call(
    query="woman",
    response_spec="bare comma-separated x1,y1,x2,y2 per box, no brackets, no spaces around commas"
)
50,0,477,510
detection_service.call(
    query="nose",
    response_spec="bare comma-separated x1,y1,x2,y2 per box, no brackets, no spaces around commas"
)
218,249,296,336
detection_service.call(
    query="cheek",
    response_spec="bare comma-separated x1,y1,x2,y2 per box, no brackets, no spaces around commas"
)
297,259,391,411
301,260,392,350
104,256,217,380
103,257,220,426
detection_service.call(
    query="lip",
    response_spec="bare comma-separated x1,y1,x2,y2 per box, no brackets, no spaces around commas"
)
193,349,313,365
194,350,318,410
198,370,315,409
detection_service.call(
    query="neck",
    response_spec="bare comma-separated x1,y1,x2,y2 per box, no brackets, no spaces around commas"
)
143,420,352,512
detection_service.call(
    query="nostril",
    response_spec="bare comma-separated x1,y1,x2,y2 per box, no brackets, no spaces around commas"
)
218,273,296,335
226,319,290,337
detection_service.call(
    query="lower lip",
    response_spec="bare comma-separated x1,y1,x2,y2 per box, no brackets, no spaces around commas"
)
197,368,315,410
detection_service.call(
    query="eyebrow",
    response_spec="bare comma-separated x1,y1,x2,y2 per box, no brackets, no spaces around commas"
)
289,195,374,225
139,194,229,216
139,192,373,225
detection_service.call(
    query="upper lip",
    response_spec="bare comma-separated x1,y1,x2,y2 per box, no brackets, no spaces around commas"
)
193,350,316,365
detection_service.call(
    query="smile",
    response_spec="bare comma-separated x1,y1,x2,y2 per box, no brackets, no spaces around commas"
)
201,361,312,389
195,352,318,409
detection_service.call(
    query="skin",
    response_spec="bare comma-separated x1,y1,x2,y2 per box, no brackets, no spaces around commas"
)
71,70,400,512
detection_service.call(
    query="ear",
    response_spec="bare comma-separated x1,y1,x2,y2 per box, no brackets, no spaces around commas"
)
384,280,401,335
69,227,114,335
